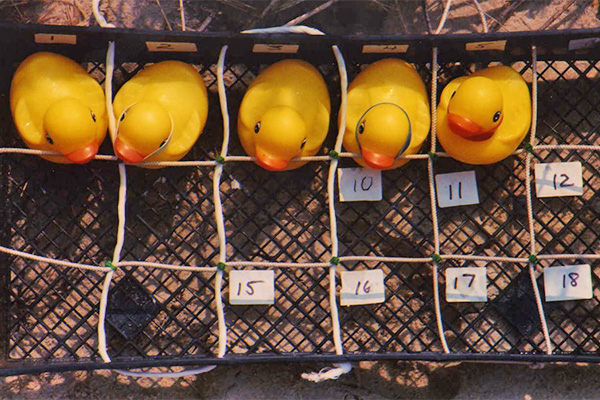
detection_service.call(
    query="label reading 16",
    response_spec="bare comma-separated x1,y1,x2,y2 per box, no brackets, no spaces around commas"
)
340,269,385,306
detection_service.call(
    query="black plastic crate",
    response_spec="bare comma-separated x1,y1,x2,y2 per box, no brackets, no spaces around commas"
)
0,24,599,376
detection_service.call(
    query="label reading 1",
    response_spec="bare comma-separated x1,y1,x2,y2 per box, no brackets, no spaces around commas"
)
466,40,507,51
34,33,77,45
340,269,385,306
435,171,479,208
543,264,592,302
252,44,299,54
534,162,583,198
445,267,487,302
229,270,275,305
362,44,409,53
338,168,382,202
146,41,197,52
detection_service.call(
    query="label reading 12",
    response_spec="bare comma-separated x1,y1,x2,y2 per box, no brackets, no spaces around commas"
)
543,264,592,302
535,162,583,198
435,171,479,208
338,168,382,202
445,267,487,302
229,270,275,305
340,269,385,306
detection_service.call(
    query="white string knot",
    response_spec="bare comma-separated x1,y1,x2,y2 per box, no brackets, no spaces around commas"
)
301,362,352,383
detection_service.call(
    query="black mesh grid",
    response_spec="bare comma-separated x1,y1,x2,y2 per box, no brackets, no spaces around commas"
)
1,28,600,374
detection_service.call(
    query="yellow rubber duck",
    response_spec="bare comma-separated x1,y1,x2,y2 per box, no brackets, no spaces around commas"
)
237,59,330,171
342,58,430,170
112,61,208,167
437,65,531,165
10,52,108,164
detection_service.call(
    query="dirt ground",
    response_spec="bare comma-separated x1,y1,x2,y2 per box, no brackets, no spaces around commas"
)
1,0,600,399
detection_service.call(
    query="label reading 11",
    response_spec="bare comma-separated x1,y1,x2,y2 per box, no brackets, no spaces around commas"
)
535,162,583,198
229,270,275,305
340,269,385,306
445,267,487,302
435,171,479,208
543,264,592,302
338,168,382,202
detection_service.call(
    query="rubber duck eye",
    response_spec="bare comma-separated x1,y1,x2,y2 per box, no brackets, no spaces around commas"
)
45,134,54,145
254,121,261,134
120,112,126,122
358,121,365,134
493,111,501,122
300,138,307,149
159,138,168,148
91,111,96,122
451,91,456,99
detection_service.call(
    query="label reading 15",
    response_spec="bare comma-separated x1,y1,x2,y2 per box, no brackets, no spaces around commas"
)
338,168,383,202
535,162,583,198
229,270,275,305
543,264,592,302
445,267,487,302
340,269,385,306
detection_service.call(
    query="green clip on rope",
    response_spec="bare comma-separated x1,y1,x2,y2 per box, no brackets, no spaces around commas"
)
104,260,118,271
329,256,340,265
427,152,439,162
217,262,228,272
431,254,443,264
215,155,226,165
329,150,339,160
528,254,539,264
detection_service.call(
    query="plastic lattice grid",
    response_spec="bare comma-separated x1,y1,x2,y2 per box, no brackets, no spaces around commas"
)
1,43,600,373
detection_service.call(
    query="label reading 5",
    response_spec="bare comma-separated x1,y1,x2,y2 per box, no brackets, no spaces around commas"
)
338,168,382,202
362,44,409,53
445,267,487,302
535,162,583,198
340,269,385,306
252,44,299,53
35,33,77,45
146,41,197,52
229,270,275,305
543,264,592,302
435,171,479,208
466,40,507,51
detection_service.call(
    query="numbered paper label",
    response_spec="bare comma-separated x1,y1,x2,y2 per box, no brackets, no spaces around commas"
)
146,41,197,52
435,171,479,208
34,33,77,45
252,44,299,53
446,267,487,302
466,40,507,51
340,269,385,306
544,264,592,302
535,162,583,198
362,44,409,53
338,168,382,202
229,270,275,305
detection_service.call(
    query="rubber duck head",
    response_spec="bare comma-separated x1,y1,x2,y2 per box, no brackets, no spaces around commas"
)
114,100,173,164
253,106,307,171
447,76,504,141
355,103,411,170
43,98,100,164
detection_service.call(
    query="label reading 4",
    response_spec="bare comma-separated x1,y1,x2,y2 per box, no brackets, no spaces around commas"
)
252,44,299,53
340,269,385,306
338,168,383,202
362,44,409,53
34,33,77,45
146,41,197,52
435,171,479,208
229,270,275,305
543,264,593,302
445,267,487,302
535,162,583,198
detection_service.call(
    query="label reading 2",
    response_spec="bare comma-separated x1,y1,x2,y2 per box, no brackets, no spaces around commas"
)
445,267,487,302
35,33,77,45
338,168,382,202
534,162,583,197
146,41,197,52
229,270,275,305
252,44,299,53
435,171,479,208
543,265,592,302
340,269,385,306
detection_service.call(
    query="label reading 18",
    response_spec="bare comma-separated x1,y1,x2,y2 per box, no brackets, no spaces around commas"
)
445,267,487,302
535,162,583,198
229,270,275,305
435,171,479,208
146,41,197,52
543,264,592,302
338,168,382,202
340,269,385,306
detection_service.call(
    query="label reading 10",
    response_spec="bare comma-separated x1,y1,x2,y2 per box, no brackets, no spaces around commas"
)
338,168,383,202
543,264,592,302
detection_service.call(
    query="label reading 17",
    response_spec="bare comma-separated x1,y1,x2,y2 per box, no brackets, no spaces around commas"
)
445,267,487,302
535,162,583,198
229,270,275,305
338,168,383,202
340,269,385,306
435,171,480,208
543,264,592,302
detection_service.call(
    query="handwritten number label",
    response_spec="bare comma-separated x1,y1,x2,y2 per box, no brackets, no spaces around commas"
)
146,41,197,52
252,44,299,54
229,270,275,305
338,168,382,202
535,162,583,197
435,171,479,208
362,44,409,53
446,267,487,302
466,40,507,51
341,270,385,306
35,33,77,45
544,265,592,302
